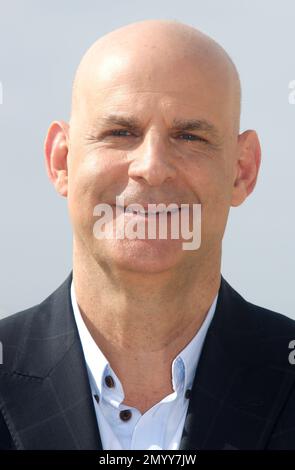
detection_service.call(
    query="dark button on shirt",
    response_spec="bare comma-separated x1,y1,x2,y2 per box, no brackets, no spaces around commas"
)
105,375,115,388
185,389,192,399
94,394,100,404
119,409,132,422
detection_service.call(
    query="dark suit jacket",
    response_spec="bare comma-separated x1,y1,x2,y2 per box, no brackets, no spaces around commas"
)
0,272,295,450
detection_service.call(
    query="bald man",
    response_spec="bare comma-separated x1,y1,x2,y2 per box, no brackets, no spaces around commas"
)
0,19,295,451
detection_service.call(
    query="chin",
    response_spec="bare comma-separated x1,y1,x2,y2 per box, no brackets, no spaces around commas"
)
94,238,186,274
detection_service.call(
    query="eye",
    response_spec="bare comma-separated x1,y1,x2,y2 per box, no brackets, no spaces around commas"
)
110,129,132,137
178,133,208,143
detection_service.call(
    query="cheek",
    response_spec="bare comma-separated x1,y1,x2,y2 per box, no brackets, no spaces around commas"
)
69,150,112,196
67,150,125,229
184,154,231,200
183,158,233,242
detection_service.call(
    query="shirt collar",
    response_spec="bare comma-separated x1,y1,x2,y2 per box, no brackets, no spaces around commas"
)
71,281,113,398
71,279,218,401
175,292,218,394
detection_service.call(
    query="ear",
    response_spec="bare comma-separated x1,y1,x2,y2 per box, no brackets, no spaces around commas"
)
231,129,261,207
44,120,69,197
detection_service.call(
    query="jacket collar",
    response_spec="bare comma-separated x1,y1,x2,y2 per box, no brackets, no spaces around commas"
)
0,272,102,449
179,277,295,450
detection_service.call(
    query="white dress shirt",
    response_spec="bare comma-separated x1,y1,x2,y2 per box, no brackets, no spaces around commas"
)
71,280,218,450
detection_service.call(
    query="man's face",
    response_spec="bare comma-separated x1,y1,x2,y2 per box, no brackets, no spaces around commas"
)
66,50,239,274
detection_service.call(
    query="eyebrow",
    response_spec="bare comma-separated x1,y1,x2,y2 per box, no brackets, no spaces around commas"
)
97,115,142,131
97,114,220,138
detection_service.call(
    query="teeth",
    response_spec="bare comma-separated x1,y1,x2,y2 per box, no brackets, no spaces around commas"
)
124,207,180,215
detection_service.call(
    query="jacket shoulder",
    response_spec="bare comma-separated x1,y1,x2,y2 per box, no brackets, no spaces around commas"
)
223,277,295,334
0,273,74,374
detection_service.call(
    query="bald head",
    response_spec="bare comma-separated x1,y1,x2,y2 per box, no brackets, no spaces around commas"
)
70,19,241,132
45,19,261,282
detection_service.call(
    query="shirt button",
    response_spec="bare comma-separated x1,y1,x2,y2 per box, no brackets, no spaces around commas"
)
105,375,115,388
94,394,100,404
119,409,132,422
185,389,192,399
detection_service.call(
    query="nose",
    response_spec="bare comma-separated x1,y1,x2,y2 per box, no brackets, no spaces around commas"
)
128,130,177,186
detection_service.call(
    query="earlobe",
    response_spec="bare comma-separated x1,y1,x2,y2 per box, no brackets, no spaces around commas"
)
44,120,69,197
231,130,261,207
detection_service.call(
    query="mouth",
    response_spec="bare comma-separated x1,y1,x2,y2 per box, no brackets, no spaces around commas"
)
116,206,181,216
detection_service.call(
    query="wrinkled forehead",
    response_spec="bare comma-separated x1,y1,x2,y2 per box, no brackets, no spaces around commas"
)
70,40,240,133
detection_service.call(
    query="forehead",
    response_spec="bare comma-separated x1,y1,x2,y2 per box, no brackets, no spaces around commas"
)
77,51,236,131
93,52,228,93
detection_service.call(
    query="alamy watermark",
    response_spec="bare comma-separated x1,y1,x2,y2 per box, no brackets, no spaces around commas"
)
288,340,295,364
288,80,295,104
92,196,202,250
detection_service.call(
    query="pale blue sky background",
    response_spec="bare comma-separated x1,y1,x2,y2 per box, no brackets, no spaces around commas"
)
0,0,294,318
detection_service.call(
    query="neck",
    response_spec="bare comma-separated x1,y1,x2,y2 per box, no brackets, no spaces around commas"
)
72,238,221,408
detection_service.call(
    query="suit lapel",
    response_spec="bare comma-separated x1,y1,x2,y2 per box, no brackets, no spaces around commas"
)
179,277,295,450
0,273,102,450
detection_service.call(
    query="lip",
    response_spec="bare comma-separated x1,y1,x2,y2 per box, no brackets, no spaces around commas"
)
113,201,181,208
113,205,181,216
